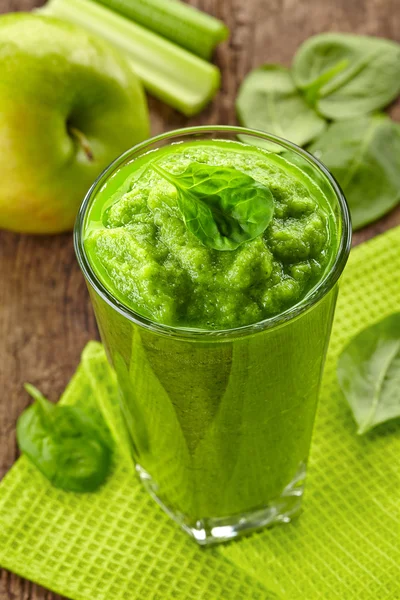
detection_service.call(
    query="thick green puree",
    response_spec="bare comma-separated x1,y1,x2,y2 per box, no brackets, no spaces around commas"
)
84,141,335,329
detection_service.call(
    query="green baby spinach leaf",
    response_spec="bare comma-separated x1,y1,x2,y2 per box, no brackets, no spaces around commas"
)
337,313,400,435
152,162,274,251
17,383,112,492
292,33,400,119
236,64,326,147
309,114,400,230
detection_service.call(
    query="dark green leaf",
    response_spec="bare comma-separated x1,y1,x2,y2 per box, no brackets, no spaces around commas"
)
293,33,400,119
337,313,400,435
17,384,112,492
152,162,274,251
308,114,400,230
236,64,326,147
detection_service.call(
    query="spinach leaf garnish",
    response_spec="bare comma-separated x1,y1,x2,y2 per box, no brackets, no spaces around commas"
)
337,313,400,435
309,114,400,230
292,33,400,119
152,162,274,250
236,64,326,147
17,383,112,492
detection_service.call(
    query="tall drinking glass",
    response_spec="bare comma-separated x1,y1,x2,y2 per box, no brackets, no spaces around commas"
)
75,127,351,545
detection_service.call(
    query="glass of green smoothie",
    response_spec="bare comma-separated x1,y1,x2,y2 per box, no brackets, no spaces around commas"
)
75,126,351,545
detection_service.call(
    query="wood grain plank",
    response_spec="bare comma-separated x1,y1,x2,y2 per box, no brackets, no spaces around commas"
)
0,0,399,598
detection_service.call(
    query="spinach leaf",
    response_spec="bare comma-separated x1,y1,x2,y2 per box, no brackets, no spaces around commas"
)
152,162,274,250
17,383,112,492
236,65,326,147
292,33,400,119
337,313,400,435
309,114,400,230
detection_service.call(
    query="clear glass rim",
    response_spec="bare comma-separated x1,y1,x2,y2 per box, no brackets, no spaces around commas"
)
74,125,352,340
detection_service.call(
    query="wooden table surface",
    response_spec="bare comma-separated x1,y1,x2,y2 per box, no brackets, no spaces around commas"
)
1,0,400,598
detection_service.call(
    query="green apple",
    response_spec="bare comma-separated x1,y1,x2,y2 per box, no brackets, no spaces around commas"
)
0,13,150,234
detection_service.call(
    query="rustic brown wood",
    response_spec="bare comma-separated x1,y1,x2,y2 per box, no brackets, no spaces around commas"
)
1,0,399,598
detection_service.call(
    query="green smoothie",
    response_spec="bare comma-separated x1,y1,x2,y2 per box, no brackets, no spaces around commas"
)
84,141,336,329
78,134,348,543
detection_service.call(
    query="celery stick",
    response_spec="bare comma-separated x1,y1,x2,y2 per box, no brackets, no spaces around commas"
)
93,0,229,60
39,0,220,116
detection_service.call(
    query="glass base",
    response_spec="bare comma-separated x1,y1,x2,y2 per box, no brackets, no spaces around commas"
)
136,462,306,546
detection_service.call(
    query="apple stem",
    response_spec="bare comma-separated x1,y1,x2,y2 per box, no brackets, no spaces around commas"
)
69,126,94,162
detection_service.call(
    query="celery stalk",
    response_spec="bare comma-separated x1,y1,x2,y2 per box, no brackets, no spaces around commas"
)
92,0,229,60
39,0,220,116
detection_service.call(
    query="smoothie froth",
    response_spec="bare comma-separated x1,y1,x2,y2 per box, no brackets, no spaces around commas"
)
84,140,336,329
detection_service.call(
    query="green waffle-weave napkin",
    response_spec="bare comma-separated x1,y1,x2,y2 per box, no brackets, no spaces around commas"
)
1,226,399,600
220,226,400,599
0,351,269,600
